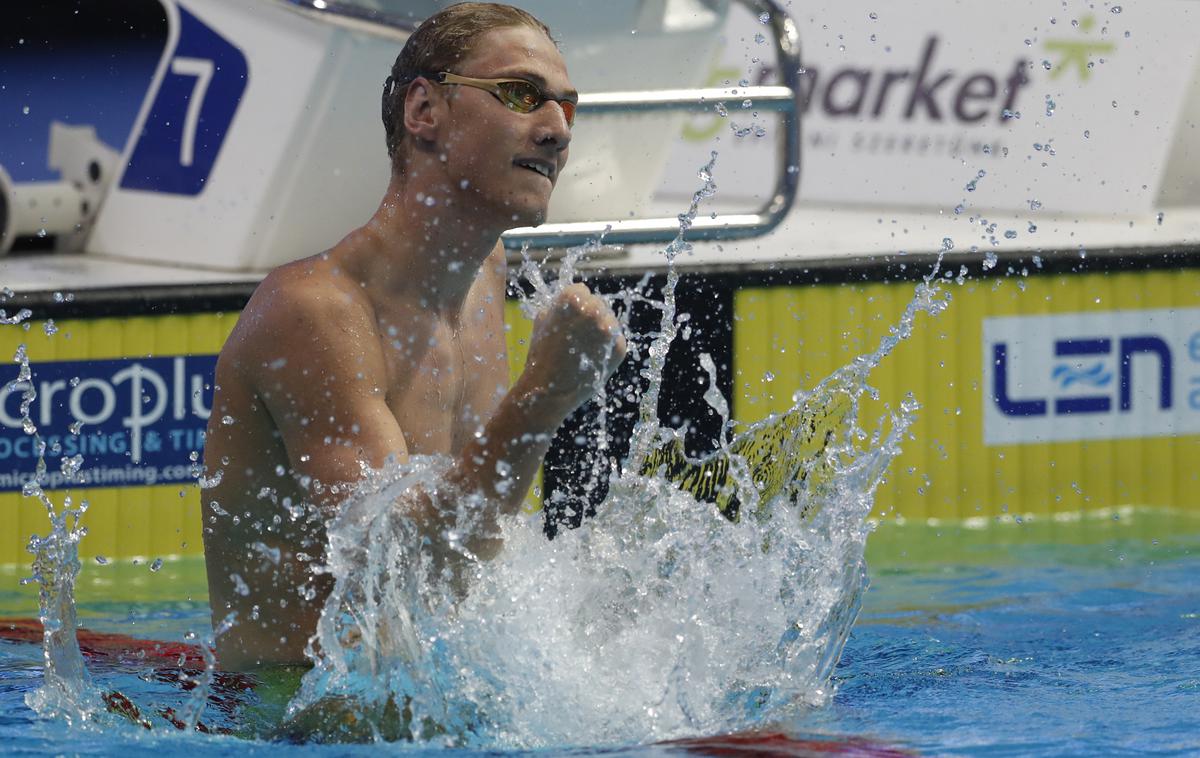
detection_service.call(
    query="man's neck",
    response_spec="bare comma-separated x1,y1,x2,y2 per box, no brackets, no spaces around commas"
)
351,171,505,320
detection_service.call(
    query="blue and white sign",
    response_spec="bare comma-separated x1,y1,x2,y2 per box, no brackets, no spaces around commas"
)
120,5,249,196
0,356,216,491
982,309,1200,445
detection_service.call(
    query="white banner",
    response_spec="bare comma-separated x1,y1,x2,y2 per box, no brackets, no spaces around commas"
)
657,0,1200,215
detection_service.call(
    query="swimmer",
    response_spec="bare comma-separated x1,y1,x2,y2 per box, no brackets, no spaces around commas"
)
202,2,627,671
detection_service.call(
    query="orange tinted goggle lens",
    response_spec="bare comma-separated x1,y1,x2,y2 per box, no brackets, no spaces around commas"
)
559,100,577,126
498,81,575,126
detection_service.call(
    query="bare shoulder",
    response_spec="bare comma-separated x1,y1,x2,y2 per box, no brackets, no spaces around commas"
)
222,254,380,384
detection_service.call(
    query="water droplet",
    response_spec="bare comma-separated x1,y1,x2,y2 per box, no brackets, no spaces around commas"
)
231,573,250,596
742,98,752,109
1045,96,1056,117
1083,129,1090,139
199,468,224,489
149,558,163,572
754,33,766,44
1157,211,1164,225
1111,5,1122,13
1027,222,1038,233
762,371,776,383
221,415,235,425
715,102,728,117
868,11,878,19
1029,199,1042,211
982,252,998,270
953,204,965,215
941,237,955,251
60,454,84,478
21,106,30,115
42,320,58,336
758,11,770,23
1004,230,1017,239
1041,59,1052,71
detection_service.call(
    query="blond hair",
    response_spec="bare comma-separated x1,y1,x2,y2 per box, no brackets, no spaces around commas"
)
381,2,555,166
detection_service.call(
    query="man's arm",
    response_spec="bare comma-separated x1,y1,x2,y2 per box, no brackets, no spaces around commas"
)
448,283,626,523
247,278,624,554
240,281,408,499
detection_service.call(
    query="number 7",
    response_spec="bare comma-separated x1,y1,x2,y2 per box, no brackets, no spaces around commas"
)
169,57,215,168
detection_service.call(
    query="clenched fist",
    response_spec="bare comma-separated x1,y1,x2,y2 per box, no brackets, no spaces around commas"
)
521,283,628,413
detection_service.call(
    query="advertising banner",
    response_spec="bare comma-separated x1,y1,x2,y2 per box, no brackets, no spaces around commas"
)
983,308,1200,445
0,355,216,492
658,0,1200,215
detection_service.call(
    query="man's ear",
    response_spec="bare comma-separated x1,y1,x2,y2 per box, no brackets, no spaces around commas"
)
403,76,440,144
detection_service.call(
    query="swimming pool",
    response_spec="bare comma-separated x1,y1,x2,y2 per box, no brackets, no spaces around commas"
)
2,513,1195,755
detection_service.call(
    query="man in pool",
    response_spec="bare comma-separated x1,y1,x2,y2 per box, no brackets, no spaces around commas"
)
201,2,627,671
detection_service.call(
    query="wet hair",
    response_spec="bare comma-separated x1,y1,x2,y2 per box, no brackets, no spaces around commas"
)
381,2,555,168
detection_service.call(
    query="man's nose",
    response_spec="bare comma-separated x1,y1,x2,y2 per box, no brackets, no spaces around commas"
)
533,101,572,149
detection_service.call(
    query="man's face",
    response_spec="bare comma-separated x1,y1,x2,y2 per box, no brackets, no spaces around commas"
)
440,25,574,229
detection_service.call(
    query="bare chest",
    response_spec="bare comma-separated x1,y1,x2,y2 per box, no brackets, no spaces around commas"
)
385,319,506,455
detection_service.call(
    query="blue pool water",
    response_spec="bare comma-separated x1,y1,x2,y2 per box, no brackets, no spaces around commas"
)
1,525,1196,756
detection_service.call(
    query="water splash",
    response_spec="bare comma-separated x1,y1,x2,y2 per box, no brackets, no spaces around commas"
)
10,343,104,725
10,332,226,732
286,158,950,746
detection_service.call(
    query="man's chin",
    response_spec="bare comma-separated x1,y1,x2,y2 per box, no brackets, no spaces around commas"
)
509,206,548,229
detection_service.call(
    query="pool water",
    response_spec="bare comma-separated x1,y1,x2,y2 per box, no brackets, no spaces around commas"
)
1,517,1196,756
823,523,1200,756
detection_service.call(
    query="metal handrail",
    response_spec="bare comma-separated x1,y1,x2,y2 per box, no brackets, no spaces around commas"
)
277,0,803,248
507,0,802,249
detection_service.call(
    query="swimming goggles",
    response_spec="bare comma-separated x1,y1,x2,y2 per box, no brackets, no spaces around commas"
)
437,72,576,127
